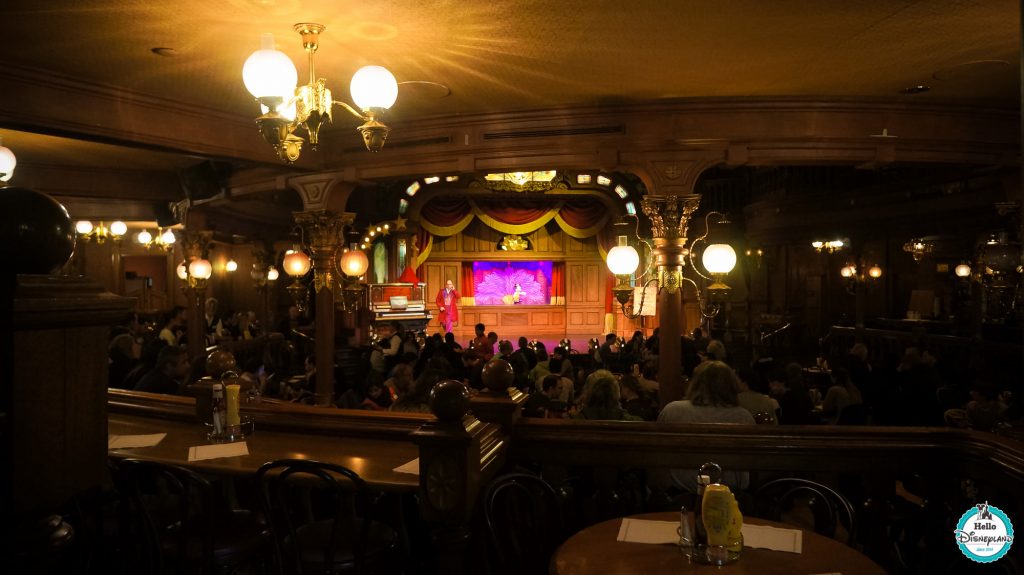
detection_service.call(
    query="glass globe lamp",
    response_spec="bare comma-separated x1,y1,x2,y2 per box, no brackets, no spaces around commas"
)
350,65,398,111
242,34,298,100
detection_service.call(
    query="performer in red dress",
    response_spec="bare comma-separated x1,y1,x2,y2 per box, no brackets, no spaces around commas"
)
436,279,460,334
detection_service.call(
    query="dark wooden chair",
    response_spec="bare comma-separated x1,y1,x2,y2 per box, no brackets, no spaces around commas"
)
483,472,567,575
753,477,858,546
256,458,399,575
112,457,270,574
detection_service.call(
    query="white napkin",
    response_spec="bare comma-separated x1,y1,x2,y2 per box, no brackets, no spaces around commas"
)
108,433,166,449
393,458,420,475
741,523,803,553
187,441,248,462
616,518,679,544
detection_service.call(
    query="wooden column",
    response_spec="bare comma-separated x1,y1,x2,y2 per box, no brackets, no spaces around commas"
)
294,210,351,406
3,275,133,568
181,231,212,362
642,195,702,408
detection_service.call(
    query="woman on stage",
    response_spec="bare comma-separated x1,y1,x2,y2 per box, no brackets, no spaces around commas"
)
436,279,460,334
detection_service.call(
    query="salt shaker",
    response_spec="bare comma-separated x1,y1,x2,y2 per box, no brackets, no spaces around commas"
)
678,505,693,550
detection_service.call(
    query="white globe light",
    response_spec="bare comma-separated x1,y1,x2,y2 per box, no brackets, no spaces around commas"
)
161,229,176,245
868,265,883,279
176,262,188,280
242,34,298,99
76,220,94,234
283,249,312,277
702,243,737,274
0,140,16,182
267,266,280,281
136,229,152,244
606,245,640,276
350,65,398,111
840,265,856,278
225,259,238,272
955,264,971,278
339,249,370,277
110,221,128,237
188,258,213,280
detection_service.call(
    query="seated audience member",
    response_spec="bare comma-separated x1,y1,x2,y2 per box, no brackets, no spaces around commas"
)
390,370,444,413
736,367,778,424
597,333,622,372
620,374,657,421
821,367,863,424
690,327,710,353
573,372,641,421
658,361,755,491
497,340,515,361
944,381,1009,432
468,323,494,362
774,362,816,425
108,333,140,389
158,306,186,346
517,336,538,369
134,345,190,395
638,363,660,394
705,339,727,363
384,363,414,403
523,374,563,418
444,332,463,351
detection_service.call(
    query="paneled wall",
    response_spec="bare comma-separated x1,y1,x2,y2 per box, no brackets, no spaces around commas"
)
419,219,607,345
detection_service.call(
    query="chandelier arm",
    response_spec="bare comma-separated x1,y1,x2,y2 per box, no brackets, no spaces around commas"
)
630,214,656,282
332,100,367,121
620,277,661,319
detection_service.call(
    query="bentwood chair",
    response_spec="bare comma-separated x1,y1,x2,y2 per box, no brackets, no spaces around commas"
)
113,458,270,574
256,459,399,575
754,477,858,546
483,473,567,575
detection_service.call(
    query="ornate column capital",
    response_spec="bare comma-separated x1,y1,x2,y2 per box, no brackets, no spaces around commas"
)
294,210,353,292
179,230,213,260
640,195,702,241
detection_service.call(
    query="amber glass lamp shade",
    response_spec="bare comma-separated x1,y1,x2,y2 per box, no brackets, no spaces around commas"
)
339,249,369,277
283,249,312,277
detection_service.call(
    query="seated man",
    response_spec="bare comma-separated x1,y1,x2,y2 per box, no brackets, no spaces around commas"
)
134,345,190,395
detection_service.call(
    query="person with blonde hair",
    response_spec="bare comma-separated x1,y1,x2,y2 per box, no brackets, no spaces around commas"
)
658,361,754,492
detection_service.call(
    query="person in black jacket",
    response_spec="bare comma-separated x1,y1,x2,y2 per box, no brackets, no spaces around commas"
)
134,345,190,395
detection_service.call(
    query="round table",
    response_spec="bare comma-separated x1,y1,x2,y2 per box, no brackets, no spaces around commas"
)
551,512,887,575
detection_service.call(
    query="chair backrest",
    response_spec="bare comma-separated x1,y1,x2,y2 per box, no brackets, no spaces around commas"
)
256,458,377,575
483,473,565,575
754,477,857,546
113,458,216,575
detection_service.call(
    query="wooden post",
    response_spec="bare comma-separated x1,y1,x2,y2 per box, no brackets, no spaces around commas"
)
411,380,506,575
294,210,352,406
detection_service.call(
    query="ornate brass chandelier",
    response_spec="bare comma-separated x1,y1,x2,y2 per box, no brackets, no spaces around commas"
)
242,24,399,162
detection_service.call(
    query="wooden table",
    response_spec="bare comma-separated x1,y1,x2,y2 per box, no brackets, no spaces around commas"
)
551,512,887,574
108,414,420,492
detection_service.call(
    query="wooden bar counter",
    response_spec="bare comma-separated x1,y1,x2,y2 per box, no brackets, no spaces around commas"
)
108,413,421,492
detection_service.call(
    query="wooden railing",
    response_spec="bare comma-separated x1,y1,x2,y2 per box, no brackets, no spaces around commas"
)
107,388,1024,573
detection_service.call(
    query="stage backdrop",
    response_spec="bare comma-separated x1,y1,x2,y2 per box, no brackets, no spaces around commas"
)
472,261,552,305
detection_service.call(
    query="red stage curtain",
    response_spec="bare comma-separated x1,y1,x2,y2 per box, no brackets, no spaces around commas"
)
421,198,472,227
475,200,553,226
558,198,606,229
551,262,565,305
604,273,615,314
460,262,474,298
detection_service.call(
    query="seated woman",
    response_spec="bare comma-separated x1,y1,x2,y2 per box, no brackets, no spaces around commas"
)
658,361,755,492
572,372,641,421
821,367,864,424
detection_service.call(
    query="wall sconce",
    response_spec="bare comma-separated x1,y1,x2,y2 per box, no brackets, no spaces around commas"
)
187,258,213,289
0,136,16,183
902,238,934,262
76,220,127,244
812,239,846,253
135,227,176,251
338,245,370,312
955,262,972,278
225,259,238,272
840,262,882,294
606,211,736,319
745,247,764,269
283,247,312,313
267,266,280,282
242,24,399,162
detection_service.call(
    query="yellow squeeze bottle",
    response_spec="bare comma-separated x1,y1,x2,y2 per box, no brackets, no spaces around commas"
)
727,497,744,552
701,484,733,547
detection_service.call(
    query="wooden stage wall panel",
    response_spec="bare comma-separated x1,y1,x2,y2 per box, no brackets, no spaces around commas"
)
418,220,608,343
